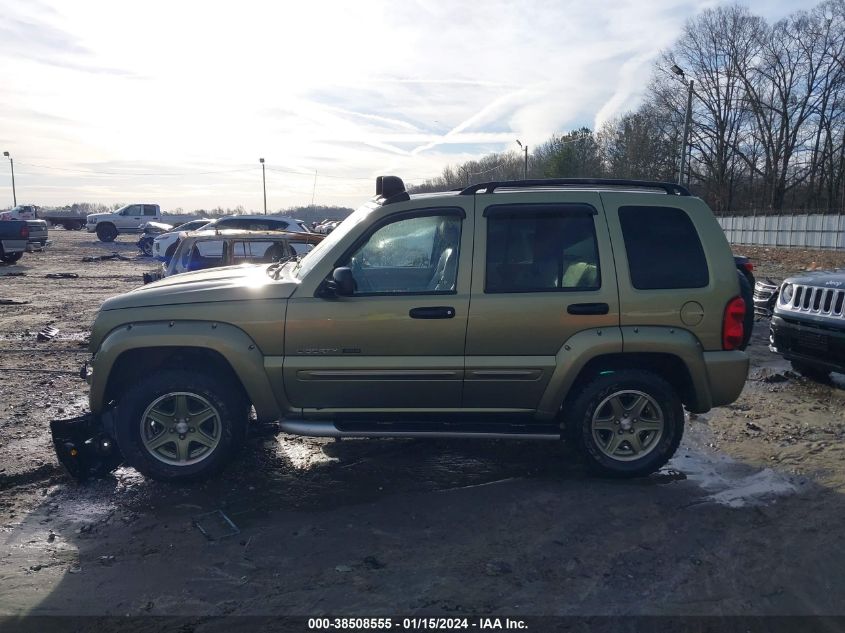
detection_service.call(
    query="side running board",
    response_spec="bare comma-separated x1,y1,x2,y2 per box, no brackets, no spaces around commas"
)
279,419,560,441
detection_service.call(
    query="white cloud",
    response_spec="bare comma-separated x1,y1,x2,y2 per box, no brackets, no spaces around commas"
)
0,0,797,211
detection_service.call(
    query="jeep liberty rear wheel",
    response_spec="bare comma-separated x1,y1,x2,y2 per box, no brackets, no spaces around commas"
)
115,369,247,481
96,223,118,242
569,370,683,478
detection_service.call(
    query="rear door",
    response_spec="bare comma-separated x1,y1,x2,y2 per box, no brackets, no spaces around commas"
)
143,205,159,223
463,191,619,410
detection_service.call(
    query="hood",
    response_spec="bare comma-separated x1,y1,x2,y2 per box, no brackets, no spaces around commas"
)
86,212,112,221
102,264,298,310
783,269,845,287
143,221,174,233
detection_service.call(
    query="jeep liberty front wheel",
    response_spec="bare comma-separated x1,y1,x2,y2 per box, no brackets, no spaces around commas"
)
115,369,247,481
569,370,684,478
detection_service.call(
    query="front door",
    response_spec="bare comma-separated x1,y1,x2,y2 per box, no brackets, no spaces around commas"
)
284,205,473,412
118,204,144,230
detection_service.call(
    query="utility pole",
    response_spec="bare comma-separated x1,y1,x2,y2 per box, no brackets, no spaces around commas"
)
259,158,267,215
672,64,694,187
516,139,528,179
2,151,15,206
311,171,317,208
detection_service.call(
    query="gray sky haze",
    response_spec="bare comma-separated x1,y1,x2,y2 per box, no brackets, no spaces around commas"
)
0,0,809,211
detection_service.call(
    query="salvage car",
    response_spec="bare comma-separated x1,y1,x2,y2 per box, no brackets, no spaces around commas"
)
153,215,312,262
144,229,324,282
137,219,210,257
753,278,780,318
770,270,845,380
53,176,749,482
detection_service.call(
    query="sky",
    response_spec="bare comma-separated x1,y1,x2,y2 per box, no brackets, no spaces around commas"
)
0,0,807,212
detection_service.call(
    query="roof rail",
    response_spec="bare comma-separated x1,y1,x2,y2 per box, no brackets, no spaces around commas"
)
459,178,691,197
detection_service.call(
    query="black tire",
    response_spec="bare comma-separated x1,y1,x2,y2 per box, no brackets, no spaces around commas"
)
568,369,684,478
1,249,23,264
114,369,248,482
790,361,830,383
96,223,118,242
737,271,754,350
139,237,154,257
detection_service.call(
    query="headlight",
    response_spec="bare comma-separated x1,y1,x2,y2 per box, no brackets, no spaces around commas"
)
780,283,793,304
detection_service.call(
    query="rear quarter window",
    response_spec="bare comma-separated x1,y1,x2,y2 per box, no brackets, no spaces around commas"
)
618,206,708,290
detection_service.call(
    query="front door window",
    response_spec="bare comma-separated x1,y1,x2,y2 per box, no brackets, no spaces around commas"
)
343,214,462,294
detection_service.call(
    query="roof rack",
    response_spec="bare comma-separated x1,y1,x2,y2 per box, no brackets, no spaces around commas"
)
459,178,691,197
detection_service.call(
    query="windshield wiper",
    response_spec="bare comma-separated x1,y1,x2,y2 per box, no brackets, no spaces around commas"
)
267,255,301,280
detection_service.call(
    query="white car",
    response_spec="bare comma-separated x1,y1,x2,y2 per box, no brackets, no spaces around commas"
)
152,218,213,261
153,215,313,261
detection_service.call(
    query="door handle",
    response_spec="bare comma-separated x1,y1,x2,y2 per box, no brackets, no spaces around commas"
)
409,306,456,319
567,302,609,315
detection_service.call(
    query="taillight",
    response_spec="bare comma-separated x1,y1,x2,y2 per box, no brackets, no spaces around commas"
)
722,296,746,350
20,225,29,239
743,261,754,273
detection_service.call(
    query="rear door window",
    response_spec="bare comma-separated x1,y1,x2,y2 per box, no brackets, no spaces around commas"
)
485,204,600,293
618,206,708,289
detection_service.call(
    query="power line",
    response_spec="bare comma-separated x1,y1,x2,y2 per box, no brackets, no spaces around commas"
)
264,165,371,181
16,162,257,176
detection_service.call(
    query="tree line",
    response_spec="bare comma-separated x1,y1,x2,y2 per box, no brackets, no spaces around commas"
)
411,1,845,216
34,202,354,223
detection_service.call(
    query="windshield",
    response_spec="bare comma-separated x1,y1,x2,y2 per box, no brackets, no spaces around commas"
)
293,204,373,280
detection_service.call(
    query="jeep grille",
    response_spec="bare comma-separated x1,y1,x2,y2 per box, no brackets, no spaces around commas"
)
784,284,845,319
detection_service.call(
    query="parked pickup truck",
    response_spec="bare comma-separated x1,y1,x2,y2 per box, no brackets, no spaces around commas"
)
87,204,161,242
52,175,750,483
0,220,30,263
40,212,87,230
0,205,49,252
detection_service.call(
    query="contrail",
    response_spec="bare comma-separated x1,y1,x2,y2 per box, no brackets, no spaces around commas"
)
410,88,532,156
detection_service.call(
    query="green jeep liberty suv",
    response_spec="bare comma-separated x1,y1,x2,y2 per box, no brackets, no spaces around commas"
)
54,177,749,481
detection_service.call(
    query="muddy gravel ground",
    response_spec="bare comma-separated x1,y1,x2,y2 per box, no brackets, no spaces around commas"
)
2,230,845,626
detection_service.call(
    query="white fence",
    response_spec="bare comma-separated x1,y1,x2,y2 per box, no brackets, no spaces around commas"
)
717,213,845,250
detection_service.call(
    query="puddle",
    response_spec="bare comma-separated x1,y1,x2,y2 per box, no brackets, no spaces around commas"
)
670,444,799,508
273,436,339,470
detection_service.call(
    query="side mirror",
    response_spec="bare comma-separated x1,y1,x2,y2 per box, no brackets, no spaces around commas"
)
331,267,355,296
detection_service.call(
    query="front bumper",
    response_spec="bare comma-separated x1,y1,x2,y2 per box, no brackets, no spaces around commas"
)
50,412,123,480
753,280,778,318
770,314,845,373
